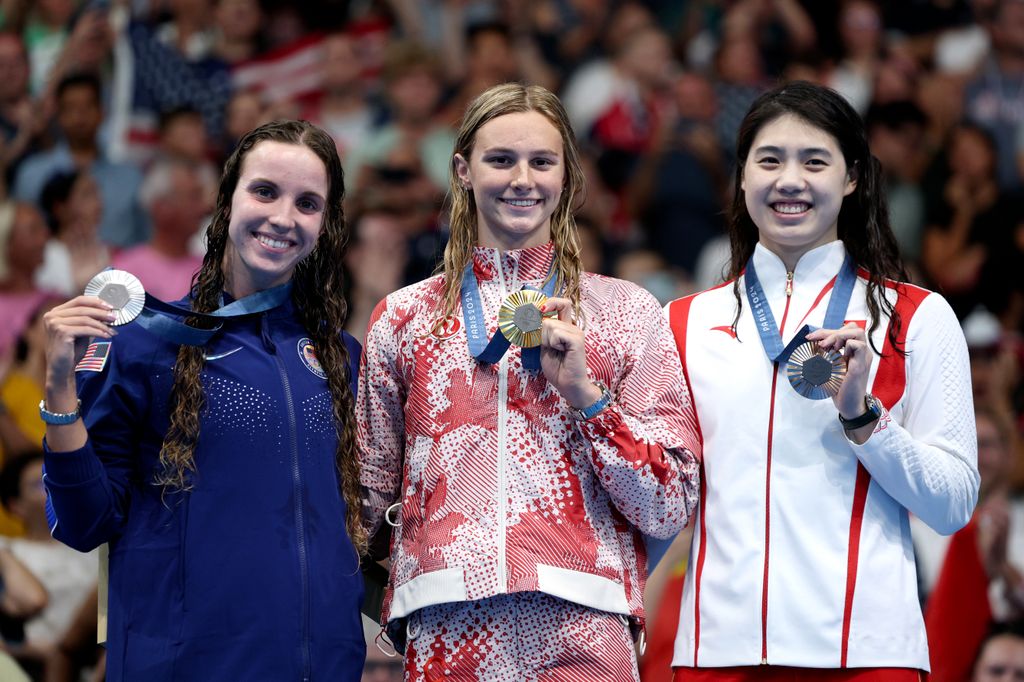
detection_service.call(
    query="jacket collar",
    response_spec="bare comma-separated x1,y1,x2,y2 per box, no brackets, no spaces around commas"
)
750,240,848,294
470,241,556,287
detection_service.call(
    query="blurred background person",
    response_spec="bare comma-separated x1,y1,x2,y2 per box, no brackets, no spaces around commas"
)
35,170,108,296
111,157,208,301
13,72,148,249
0,451,98,680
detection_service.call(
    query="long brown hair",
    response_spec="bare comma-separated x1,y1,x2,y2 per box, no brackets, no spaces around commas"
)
727,81,908,354
156,120,366,553
437,83,587,326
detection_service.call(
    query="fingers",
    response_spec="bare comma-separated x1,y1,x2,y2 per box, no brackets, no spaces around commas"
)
805,322,865,353
540,317,580,352
44,297,118,342
540,297,573,323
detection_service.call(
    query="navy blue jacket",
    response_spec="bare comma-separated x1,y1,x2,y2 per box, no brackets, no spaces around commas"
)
43,297,365,681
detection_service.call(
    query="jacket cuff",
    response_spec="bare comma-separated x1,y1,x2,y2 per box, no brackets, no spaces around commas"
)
576,401,624,439
42,438,106,483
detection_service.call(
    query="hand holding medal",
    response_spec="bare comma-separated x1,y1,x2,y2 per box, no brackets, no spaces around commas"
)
536,296,602,410
804,322,873,417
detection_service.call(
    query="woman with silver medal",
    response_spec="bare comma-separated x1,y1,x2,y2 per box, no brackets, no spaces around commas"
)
665,82,979,680
37,121,367,681
357,83,701,681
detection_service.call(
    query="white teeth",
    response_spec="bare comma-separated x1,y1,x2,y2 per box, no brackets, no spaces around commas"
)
257,234,290,249
774,203,809,214
504,199,538,207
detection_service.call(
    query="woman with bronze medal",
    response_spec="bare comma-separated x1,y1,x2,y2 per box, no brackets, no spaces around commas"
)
665,81,980,680
37,121,367,680
356,83,701,680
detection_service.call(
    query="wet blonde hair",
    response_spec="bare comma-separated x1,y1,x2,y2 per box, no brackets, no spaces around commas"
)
436,83,587,327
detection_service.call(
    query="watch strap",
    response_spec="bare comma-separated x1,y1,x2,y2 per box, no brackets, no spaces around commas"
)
838,394,881,431
39,399,82,425
573,384,613,421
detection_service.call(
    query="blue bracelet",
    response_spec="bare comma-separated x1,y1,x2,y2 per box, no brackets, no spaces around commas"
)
573,384,613,421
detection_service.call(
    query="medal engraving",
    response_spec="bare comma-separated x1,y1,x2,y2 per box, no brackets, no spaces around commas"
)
512,303,543,333
97,283,131,309
801,354,834,386
786,341,846,400
498,289,551,348
84,270,146,326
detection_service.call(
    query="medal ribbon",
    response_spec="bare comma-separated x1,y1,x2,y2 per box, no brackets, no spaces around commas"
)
744,252,856,364
460,258,557,370
136,283,293,346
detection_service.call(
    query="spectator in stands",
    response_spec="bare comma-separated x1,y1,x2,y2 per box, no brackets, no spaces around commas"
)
35,170,108,296
828,0,885,114
964,0,1024,189
0,451,98,675
347,41,454,193
864,101,929,265
973,624,1024,682
301,31,374,163
921,122,1024,320
212,0,265,65
112,157,208,301
0,201,51,358
13,72,149,249
0,31,44,184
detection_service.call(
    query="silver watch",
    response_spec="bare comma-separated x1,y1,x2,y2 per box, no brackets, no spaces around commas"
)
39,399,82,425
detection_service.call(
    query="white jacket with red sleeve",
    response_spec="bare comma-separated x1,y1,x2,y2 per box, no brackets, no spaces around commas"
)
666,240,979,670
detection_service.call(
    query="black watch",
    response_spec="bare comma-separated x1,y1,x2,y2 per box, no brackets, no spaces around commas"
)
838,394,882,431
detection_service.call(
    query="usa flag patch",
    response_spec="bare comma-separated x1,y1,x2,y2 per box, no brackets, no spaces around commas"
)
75,342,111,372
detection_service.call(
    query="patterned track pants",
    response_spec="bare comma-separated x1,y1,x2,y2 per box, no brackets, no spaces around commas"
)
402,592,640,681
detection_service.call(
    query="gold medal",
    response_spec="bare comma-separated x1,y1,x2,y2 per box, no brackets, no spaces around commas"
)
498,289,550,348
84,270,146,326
786,341,846,400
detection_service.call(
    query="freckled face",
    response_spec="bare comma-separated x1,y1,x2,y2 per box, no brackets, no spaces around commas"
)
742,114,856,265
224,140,328,297
454,110,565,251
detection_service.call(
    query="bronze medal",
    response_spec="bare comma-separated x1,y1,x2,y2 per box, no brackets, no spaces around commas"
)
786,341,846,400
84,270,146,326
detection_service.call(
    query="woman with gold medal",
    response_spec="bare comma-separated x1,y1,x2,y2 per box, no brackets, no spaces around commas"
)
665,81,980,680
356,83,701,681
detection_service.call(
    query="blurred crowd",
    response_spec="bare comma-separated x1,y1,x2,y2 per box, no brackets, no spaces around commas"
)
1,0,1024,680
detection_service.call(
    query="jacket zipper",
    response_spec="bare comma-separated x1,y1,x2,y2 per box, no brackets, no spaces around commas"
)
265,315,312,681
762,270,794,665
495,250,509,592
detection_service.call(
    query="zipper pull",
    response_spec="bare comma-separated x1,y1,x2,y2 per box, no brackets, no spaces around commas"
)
785,271,794,297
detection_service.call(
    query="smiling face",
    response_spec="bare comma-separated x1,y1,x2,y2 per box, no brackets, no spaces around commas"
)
454,110,565,251
742,113,856,268
224,140,328,297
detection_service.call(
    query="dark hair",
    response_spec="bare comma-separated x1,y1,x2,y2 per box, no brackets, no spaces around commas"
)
39,170,79,234
0,450,42,512
864,100,927,133
466,20,511,46
159,119,366,553
158,106,203,133
973,620,1024,673
55,71,102,103
727,80,908,354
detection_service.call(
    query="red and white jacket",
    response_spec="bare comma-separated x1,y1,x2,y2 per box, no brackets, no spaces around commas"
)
666,241,979,670
357,242,701,625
